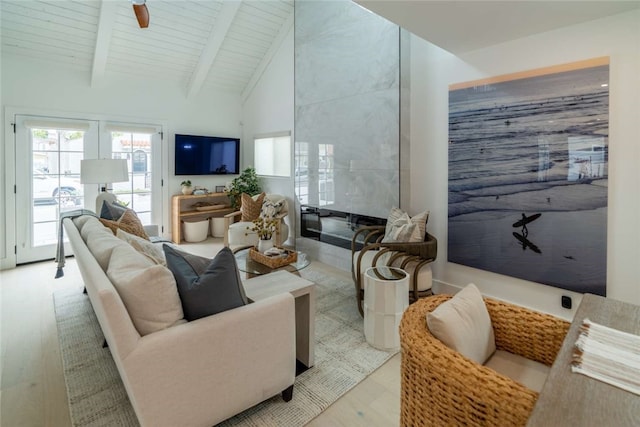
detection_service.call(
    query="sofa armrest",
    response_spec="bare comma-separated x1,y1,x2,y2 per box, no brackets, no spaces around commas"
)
122,293,296,427
143,224,158,237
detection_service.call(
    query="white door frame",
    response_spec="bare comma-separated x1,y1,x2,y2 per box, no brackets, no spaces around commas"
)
1,106,168,268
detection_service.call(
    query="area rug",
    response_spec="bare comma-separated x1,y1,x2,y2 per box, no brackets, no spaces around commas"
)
53,267,397,426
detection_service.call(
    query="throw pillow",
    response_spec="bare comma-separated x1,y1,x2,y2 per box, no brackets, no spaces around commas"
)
426,283,496,364
117,228,166,266
100,209,150,240
260,198,285,220
384,207,429,242
382,211,422,243
100,201,128,221
240,192,265,222
163,245,248,321
107,245,184,335
163,245,211,275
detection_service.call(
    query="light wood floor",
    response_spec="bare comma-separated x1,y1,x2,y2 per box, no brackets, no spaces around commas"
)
0,238,400,426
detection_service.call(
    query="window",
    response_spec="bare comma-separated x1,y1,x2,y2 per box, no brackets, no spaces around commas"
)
254,132,291,177
107,124,159,225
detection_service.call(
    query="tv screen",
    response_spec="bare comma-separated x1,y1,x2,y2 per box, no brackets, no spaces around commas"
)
175,134,240,175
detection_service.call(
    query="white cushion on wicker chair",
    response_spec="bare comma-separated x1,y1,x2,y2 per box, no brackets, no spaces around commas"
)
485,350,550,393
427,283,496,364
353,250,433,292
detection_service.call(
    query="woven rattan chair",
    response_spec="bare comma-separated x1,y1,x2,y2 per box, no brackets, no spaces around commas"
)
400,294,570,427
351,225,437,316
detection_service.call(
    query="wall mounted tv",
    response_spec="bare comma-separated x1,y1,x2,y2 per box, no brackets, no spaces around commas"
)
175,134,240,175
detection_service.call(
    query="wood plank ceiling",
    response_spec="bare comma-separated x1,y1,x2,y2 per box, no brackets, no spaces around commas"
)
0,0,294,99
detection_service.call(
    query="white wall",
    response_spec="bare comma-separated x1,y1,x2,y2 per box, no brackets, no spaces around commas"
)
241,26,295,244
1,55,242,267
411,10,640,318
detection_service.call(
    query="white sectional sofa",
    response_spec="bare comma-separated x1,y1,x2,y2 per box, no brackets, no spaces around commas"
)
63,215,296,427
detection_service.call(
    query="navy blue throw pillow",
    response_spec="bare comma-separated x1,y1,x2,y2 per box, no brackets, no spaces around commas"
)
163,245,248,321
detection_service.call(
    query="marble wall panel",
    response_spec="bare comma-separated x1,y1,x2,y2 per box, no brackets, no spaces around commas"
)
295,0,401,221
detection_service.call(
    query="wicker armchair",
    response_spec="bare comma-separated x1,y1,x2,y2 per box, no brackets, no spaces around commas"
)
400,295,570,427
351,225,437,316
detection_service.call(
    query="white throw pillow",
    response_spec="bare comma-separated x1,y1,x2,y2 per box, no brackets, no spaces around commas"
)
426,283,496,364
117,228,166,266
382,212,421,243
107,245,184,335
383,207,429,242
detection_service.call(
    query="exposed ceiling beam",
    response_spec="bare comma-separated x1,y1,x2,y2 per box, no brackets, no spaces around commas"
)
241,11,293,104
91,0,119,87
186,0,242,99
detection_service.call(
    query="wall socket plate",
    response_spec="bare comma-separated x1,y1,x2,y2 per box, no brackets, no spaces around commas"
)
561,295,572,309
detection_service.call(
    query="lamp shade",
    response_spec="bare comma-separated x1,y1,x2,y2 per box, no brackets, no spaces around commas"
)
80,159,129,184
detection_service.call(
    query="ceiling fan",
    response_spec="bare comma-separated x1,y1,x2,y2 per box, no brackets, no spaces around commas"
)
131,0,150,28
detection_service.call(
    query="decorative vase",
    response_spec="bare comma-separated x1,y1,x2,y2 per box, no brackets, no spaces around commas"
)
257,238,273,253
182,186,193,195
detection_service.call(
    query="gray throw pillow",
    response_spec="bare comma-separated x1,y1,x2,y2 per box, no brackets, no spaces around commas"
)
100,201,128,221
163,245,248,321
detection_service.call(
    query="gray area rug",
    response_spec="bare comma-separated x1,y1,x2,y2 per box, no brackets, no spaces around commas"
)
54,267,397,426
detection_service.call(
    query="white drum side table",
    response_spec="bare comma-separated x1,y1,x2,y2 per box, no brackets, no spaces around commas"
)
363,266,409,351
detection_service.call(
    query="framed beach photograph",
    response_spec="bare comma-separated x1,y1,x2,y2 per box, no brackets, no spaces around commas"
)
447,57,609,296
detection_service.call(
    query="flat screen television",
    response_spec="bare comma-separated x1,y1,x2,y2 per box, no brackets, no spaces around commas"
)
175,134,240,175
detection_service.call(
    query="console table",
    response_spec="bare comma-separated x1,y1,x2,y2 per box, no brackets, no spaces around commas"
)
171,193,233,243
527,294,640,426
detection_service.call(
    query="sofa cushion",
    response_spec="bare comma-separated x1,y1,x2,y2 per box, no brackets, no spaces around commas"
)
117,228,166,266
163,245,248,321
100,209,149,240
240,192,265,222
81,217,128,271
107,245,184,335
427,283,496,364
72,215,94,232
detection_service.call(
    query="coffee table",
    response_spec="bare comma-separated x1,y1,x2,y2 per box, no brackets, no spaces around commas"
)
233,245,310,277
242,270,316,368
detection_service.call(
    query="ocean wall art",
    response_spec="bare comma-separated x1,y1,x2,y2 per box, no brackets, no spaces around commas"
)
448,57,609,296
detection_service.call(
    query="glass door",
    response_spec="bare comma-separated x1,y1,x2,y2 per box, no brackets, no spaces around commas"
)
15,115,98,263
103,124,163,228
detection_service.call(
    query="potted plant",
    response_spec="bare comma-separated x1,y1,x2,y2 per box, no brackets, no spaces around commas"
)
181,180,193,195
224,167,261,209
248,217,278,252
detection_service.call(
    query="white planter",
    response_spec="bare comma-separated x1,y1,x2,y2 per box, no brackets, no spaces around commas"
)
257,239,274,253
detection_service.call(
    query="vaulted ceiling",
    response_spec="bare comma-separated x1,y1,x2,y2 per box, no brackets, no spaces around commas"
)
0,0,294,100
2,1,638,102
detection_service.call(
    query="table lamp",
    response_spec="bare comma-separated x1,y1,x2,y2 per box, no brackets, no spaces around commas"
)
80,159,129,213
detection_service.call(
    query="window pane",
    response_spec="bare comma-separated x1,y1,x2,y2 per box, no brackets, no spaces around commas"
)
255,135,291,177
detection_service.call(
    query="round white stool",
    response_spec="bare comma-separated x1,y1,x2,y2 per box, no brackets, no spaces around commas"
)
363,266,409,351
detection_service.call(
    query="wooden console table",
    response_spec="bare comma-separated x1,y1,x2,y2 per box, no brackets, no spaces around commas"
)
527,293,640,426
171,193,233,243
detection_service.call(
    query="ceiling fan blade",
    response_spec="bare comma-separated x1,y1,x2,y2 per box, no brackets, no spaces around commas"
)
132,4,149,28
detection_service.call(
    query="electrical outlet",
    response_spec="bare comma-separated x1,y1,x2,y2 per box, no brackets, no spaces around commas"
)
561,295,572,309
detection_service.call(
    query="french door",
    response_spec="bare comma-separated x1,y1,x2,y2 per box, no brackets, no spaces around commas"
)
13,115,164,264
15,115,99,263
